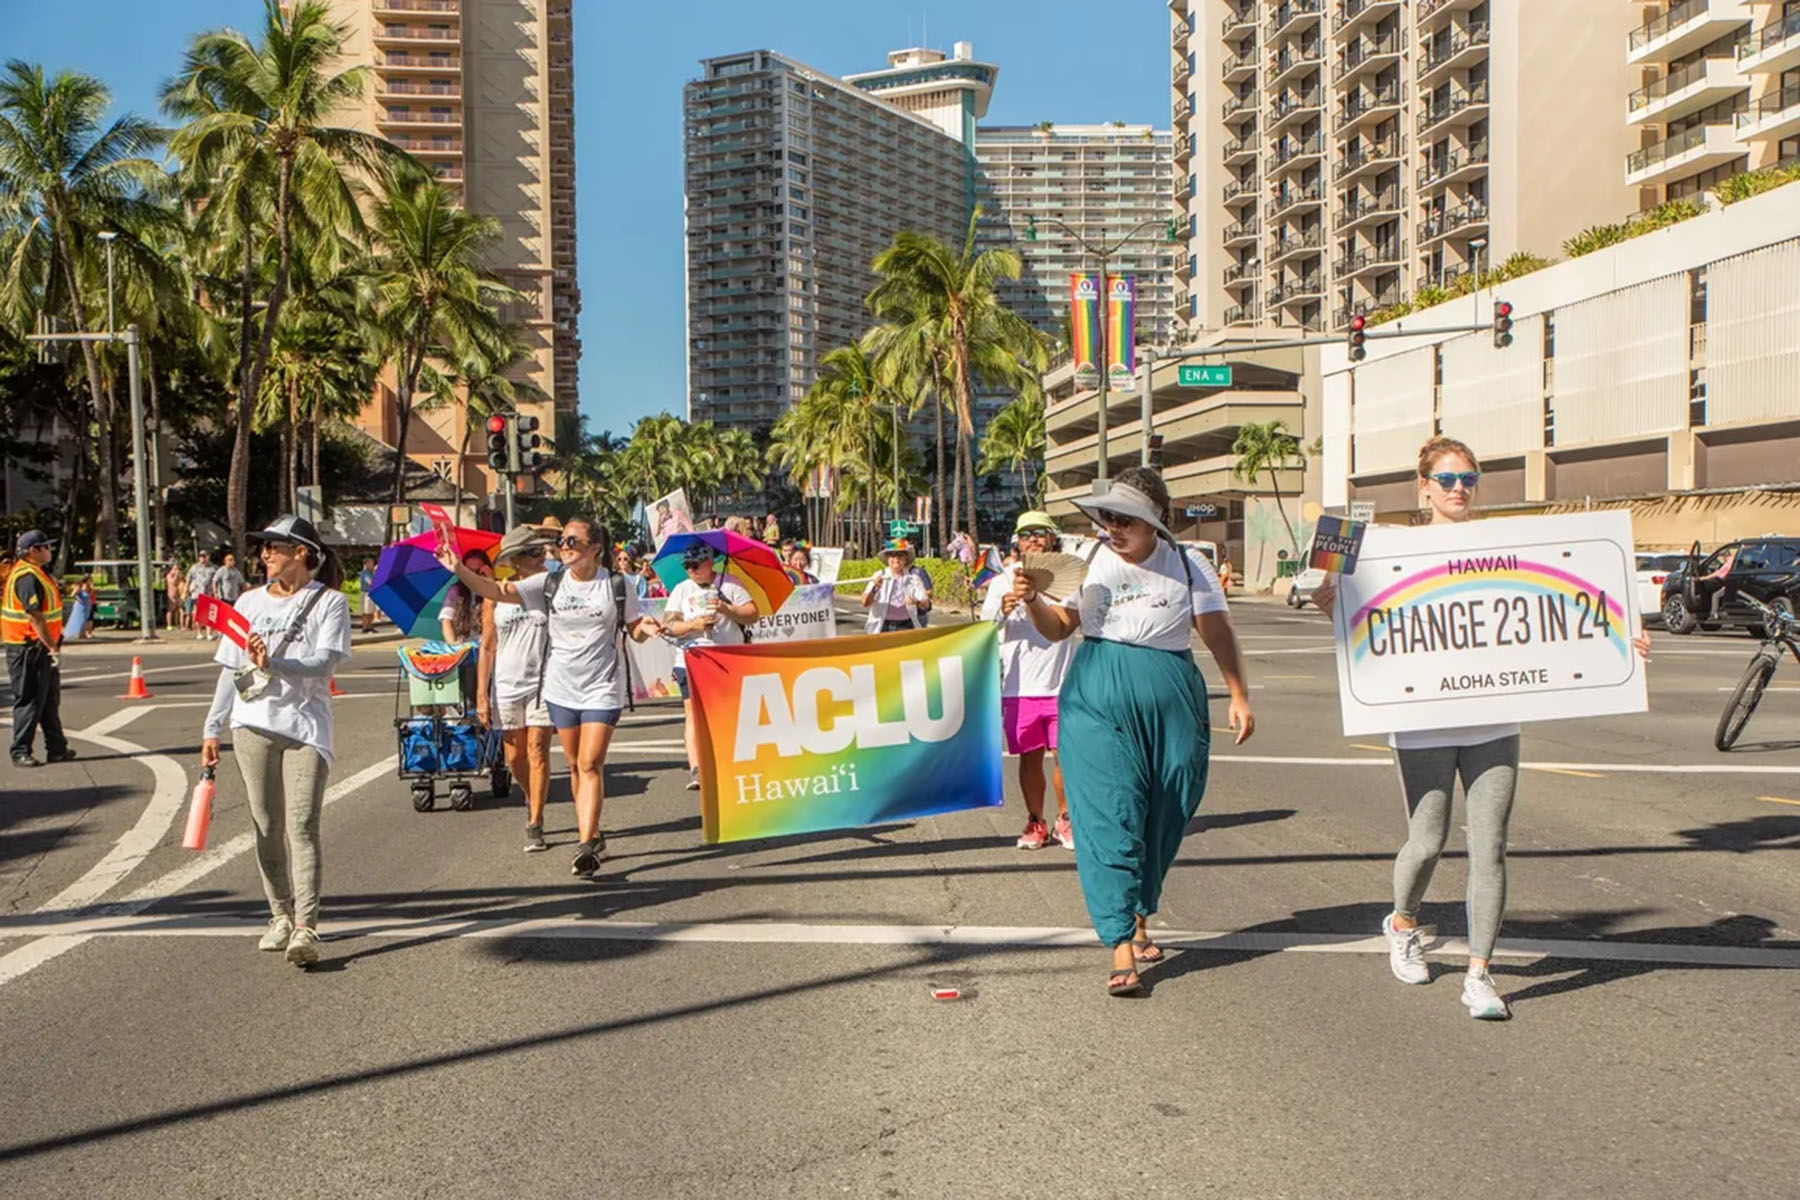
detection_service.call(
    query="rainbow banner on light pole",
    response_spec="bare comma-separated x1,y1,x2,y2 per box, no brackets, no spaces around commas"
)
1069,272,1102,391
1105,273,1137,390
686,623,1003,844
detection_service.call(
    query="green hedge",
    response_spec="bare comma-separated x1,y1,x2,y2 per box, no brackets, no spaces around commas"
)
834,556,975,608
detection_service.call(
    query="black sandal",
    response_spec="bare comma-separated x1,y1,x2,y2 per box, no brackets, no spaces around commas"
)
1107,968,1142,996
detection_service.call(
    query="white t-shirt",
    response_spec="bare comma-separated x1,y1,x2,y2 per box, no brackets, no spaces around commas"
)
515,569,639,711
863,571,929,628
1391,724,1520,751
213,582,352,763
1063,541,1227,652
664,577,752,667
488,594,548,705
980,565,1075,698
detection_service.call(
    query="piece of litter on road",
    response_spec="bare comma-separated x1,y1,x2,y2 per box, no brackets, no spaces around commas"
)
930,987,962,1001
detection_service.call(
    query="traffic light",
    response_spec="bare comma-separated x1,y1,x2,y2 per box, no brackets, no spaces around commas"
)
485,414,511,473
1348,314,1368,362
1148,433,1165,468
1492,299,1514,349
514,414,543,473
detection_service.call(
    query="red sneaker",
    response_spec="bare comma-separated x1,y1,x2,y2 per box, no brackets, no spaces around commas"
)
1052,814,1075,851
1016,818,1049,850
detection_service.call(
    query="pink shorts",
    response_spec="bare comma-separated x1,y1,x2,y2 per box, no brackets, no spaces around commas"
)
1002,695,1059,755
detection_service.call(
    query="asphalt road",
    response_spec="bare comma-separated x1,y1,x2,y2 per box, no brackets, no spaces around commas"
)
3,604,1798,1198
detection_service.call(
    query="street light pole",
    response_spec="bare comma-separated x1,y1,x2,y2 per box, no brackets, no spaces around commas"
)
124,326,156,643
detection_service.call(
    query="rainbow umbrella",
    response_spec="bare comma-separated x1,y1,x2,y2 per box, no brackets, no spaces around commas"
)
650,530,794,615
369,526,504,638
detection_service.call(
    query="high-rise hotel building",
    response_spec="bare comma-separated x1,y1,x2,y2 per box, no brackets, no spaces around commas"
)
1172,0,1638,336
287,0,580,494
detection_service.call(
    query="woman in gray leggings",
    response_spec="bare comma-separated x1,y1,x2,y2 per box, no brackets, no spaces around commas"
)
200,516,352,968
1317,437,1649,1019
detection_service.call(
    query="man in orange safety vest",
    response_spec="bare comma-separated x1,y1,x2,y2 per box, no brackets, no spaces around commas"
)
4,530,72,768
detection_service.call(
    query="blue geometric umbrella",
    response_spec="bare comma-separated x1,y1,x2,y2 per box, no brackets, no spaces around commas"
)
370,527,501,638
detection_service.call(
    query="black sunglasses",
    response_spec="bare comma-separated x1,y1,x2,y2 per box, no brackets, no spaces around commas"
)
559,536,591,549
1427,471,1481,491
1093,510,1138,530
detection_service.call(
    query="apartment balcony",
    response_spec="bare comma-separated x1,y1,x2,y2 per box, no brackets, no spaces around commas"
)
1630,0,1752,66
1337,136,1401,183
389,137,462,154
1174,133,1193,164
1222,51,1257,83
1417,81,1489,136
1336,186,1402,231
1738,9,1800,74
1268,228,1326,266
1418,22,1489,86
374,26,460,45
1417,140,1489,189
1417,199,1489,245
1335,80,1402,136
1223,136,1257,165
1337,241,1406,278
374,0,459,12
1223,260,1259,286
1335,0,1402,41
431,166,463,183
1736,81,1800,142
378,109,462,128
1269,0,1324,41
1174,52,1192,86
1335,30,1403,86
1265,182,1325,220
1625,122,1744,186
1223,175,1261,208
1222,94,1258,124
381,53,460,71
1267,44,1324,92
376,79,460,97
1174,96,1194,123
1269,274,1324,306
1222,303,1255,324
1417,0,1482,26
1172,18,1191,50
1223,218,1261,246
1222,5,1256,38
1627,57,1750,125
1271,131,1326,173
1268,88,1323,133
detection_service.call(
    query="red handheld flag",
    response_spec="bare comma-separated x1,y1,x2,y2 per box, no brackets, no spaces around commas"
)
420,502,458,555
194,594,252,649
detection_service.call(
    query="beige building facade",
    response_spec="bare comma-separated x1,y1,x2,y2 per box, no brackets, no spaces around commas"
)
1173,0,1639,336
288,0,579,500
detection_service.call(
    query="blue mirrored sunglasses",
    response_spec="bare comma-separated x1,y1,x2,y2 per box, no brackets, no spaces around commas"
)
1427,471,1480,491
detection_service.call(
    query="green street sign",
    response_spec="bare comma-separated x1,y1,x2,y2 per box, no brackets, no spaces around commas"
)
1177,364,1233,388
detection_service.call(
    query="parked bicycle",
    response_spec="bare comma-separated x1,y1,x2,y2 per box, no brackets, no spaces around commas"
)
1714,595,1800,751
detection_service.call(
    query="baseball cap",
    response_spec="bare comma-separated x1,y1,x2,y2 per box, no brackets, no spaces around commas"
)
17,530,56,552
245,514,324,553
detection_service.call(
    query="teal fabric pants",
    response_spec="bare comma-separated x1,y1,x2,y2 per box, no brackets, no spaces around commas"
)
1058,637,1212,947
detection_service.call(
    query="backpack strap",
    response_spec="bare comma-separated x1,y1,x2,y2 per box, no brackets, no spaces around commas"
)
612,569,635,712
531,570,564,710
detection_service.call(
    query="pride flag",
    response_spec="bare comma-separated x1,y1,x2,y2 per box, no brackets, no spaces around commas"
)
1105,274,1136,389
1069,272,1101,389
686,623,1003,844
971,546,1005,591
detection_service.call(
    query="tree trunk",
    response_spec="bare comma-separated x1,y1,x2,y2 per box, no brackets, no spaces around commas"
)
228,218,256,555
286,376,299,513
311,415,322,487
237,154,298,550
390,317,433,503
933,392,946,551
53,228,118,559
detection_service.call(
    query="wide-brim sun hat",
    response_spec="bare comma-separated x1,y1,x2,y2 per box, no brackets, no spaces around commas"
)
1071,480,1176,544
1013,510,1058,535
495,525,554,564
245,514,324,553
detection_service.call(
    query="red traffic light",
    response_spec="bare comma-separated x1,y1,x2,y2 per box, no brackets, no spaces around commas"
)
486,414,508,434
1494,301,1513,318
1349,315,1366,332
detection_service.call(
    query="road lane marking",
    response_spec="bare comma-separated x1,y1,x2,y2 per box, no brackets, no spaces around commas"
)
0,754,398,988
1263,674,1315,680
1758,796,1800,807
1528,766,1607,779
1349,743,1392,754
1212,755,1800,775
3,914,1795,970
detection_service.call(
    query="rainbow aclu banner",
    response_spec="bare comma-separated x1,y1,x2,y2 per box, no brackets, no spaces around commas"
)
1330,512,1647,737
1069,273,1102,391
686,623,1004,844
1104,274,1136,390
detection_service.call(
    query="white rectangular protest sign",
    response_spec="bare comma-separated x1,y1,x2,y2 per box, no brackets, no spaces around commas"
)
751,582,838,644
1330,512,1647,736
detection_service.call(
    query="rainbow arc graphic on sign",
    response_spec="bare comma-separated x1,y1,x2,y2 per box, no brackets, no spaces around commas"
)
1347,559,1628,662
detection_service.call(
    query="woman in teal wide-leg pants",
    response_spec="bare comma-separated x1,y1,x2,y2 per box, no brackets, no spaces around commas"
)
1011,467,1255,996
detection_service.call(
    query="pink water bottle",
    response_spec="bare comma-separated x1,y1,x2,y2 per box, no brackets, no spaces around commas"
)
182,767,215,851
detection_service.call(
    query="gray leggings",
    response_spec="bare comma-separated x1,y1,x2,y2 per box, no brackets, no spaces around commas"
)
1392,734,1520,960
234,725,330,928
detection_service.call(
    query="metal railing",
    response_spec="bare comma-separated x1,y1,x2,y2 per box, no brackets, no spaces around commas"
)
1416,139,1489,186
1739,10,1800,61
1417,81,1490,132
1339,137,1400,174
1626,122,1711,173
1633,0,1708,53
1337,30,1402,80
1629,58,1708,113
1738,82,1800,130
1419,22,1490,76
1336,80,1402,128
1271,87,1323,121
1273,132,1326,166
1337,186,1401,224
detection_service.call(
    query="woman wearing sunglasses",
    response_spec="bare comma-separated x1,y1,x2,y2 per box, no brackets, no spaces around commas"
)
439,518,662,877
1313,437,1650,1019
1011,467,1255,996
476,526,558,853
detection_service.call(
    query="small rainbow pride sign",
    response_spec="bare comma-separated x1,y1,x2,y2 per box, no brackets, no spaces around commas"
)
686,623,1003,844
1329,512,1647,736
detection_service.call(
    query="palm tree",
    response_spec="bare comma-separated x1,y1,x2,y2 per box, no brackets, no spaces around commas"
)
0,61,166,557
362,164,519,502
867,207,1047,542
1231,419,1306,556
163,0,399,547
978,394,1047,506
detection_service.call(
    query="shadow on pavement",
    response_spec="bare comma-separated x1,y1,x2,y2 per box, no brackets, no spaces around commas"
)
1491,914,1799,1005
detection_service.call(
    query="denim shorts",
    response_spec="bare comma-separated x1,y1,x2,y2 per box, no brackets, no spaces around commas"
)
545,700,622,731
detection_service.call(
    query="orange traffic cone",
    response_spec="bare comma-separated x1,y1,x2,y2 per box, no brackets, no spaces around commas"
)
120,656,154,699
329,676,346,698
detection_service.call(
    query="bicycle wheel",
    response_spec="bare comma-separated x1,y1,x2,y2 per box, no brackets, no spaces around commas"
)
1715,653,1777,751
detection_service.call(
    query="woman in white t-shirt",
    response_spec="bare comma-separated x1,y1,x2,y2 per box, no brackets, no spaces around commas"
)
982,510,1077,852
1314,437,1651,1020
663,542,757,791
476,527,557,854
1012,468,1255,997
441,518,662,878
860,542,931,632
200,515,352,968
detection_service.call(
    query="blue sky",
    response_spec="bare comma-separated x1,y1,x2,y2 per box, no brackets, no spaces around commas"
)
7,0,1171,436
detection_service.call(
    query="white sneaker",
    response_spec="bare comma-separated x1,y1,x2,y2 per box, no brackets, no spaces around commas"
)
258,916,294,952
1461,968,1512,1020
286,927,321,967
1382,913,1430,985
